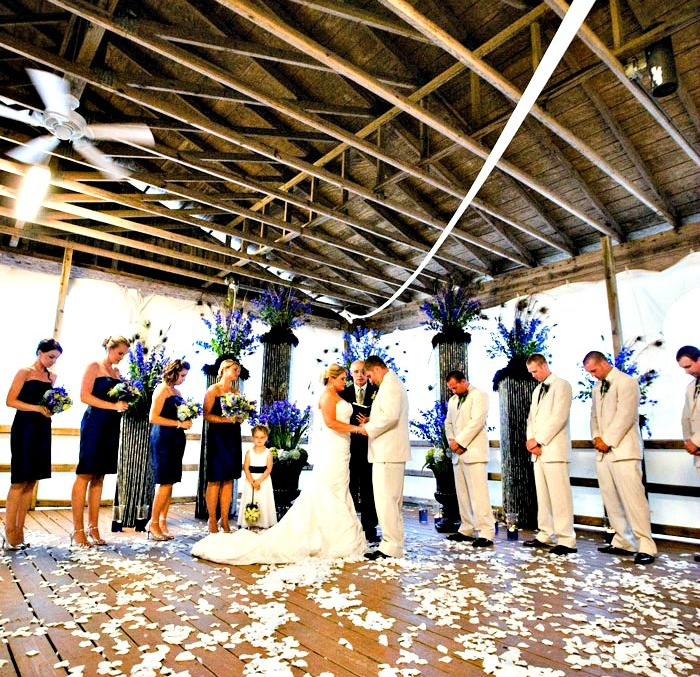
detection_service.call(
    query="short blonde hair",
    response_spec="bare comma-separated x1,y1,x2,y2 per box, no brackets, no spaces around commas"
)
323,364,346,384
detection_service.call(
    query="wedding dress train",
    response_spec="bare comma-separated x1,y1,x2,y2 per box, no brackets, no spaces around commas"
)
191,399,366,564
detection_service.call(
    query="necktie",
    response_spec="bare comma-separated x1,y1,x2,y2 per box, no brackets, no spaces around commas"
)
457,392,467,408
357,386,365,403
600,379,610,396
694,379,700,400
537,383,549,404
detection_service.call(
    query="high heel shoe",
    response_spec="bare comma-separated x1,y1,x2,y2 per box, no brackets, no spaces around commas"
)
158,520,174,540
1,531,23,551
146,523,169,542
88,525,106,546
70,528,92,548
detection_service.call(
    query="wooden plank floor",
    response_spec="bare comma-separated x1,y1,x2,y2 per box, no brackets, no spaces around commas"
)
1,505,698,676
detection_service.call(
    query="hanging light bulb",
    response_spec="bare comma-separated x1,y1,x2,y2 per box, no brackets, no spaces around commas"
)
645,37,678,97
15,165,51,222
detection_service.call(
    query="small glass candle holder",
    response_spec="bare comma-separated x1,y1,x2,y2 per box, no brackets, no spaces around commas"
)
419,506,428,524
493,508,500,534
433,502,442,525
506,512,519,541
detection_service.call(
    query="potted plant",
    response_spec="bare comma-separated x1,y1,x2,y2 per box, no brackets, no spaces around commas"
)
252,285,311,404
251,399,311,518
410,401,460,533
486,296,553,530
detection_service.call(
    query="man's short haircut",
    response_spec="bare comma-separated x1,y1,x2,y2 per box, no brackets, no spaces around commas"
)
526,353,548,366
583,350,609,366
363,355,387,370
676,345,700,362
445,370,466,382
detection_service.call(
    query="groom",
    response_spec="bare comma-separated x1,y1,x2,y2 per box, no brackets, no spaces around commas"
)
359,355,411,560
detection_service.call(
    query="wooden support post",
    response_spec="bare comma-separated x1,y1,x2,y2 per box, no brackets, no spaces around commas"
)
53,248,73,340
601,235,623,356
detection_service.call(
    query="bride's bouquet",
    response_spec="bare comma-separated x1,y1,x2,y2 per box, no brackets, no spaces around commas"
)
177,399,203,421
220,392,257,420
41,386,73,415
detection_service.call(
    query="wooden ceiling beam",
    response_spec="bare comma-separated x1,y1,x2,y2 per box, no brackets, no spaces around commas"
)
475,210,536,268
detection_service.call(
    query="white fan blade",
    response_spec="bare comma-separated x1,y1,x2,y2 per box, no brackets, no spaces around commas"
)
27,68,71,117
0,104,41,126
74,138,129,179
86,123,154,146
6,135,60,164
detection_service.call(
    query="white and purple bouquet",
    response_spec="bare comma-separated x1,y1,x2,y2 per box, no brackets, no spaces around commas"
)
177,399,203,421
41,386,73,415
220,392,257,420
107,380,142,404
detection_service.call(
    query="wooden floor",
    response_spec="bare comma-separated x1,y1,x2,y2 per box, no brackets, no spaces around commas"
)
1,506,698,677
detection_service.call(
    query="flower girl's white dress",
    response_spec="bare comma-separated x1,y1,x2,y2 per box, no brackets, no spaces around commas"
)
192,400,366,564
237,447,277,529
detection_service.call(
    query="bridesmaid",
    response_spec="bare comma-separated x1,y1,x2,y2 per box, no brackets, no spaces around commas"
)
70,336,130,547
3,338,63,550
147,359,192,541
203,358,243,533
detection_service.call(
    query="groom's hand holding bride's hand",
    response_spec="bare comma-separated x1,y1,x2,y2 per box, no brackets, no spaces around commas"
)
356,423,368,436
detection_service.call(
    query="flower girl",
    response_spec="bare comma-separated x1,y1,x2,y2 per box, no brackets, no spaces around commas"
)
238,424,277,529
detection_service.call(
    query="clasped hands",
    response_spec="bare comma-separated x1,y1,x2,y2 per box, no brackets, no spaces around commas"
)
355,413,369,436
593,436,611,453
526,437,542,456
448,438,465,455
685,439,700,456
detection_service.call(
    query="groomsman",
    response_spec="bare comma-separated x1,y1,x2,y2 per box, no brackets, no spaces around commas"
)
676,345,700,562
583,351,656,565
524,354,577,555
444,370,494,548
340,359,379,544
360,356,411,560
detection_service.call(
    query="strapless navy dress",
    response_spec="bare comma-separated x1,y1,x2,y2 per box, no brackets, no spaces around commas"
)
206,396,242,482
77,376,122,475
150,395,186,485
10,380,52,483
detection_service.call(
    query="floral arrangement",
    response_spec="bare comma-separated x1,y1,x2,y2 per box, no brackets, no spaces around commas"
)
177,399,203,422
410,401,452,473
487,297,553,389
220,393,257,420
420,284,483,347
250,399,311,454
107,380,142,404
576,336,662,437
269,446,309,466
244,500,261,524
341,326,405,379
120,341,172,416
41,386,73,415
252,285,311,345
196,307,259,359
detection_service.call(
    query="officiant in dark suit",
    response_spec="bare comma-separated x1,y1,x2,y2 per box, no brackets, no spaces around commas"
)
340,359,379,543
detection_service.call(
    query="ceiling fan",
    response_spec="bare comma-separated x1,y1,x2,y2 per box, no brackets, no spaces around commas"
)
0,68,154,179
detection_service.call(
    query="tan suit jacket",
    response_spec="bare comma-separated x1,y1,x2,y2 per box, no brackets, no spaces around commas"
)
526,374,572,463
364,371,411,463
681,379,700,470
444,385,489,464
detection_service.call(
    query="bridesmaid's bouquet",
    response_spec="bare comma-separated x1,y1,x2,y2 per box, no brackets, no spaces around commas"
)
107,380,142,404
220,393,257,420
41,386,73,415
177,399,203,421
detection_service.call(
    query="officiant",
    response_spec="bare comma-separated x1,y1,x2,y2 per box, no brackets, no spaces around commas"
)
340,359,379,544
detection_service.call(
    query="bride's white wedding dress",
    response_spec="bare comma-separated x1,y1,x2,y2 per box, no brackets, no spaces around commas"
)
191,399,366,564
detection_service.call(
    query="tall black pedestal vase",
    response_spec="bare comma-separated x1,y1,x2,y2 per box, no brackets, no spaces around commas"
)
270,460,303,520
434,331,470,404
496,362,538,530
261,337,294,405
432,466,461,533
113,415,154,532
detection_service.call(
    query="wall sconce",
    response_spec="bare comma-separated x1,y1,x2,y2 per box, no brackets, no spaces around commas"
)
625,36,678,98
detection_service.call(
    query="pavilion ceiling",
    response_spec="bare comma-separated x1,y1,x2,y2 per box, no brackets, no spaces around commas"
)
0,0,697,317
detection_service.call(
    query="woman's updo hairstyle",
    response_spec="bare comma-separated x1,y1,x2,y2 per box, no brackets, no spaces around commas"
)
163,359,191,385
323,363,346,385
102,335,131,350
36,338,63,355
217,358,241,381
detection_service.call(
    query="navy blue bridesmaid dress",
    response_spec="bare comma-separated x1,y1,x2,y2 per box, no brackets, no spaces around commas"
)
10,380,52,483
206,396,242,482
150,395,186,485
77,376,122,475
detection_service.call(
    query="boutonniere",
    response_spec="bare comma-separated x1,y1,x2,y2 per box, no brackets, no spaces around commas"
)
371,390,377,402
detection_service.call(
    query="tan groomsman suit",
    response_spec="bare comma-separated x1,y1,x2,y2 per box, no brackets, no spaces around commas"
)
445,385,494,540
526,375,576,548
591,367,656,556
681,378,700,477
364,370,411,558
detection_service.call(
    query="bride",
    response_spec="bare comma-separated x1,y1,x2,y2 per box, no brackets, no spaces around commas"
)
191,364,368,565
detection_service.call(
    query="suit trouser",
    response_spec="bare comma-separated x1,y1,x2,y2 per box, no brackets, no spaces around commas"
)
349,445,378,537
596,456,657,555
454,461,494,540
372,462,405,558
532,460,576,547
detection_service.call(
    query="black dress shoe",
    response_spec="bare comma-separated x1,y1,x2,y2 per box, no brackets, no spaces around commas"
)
364,530,379,543
364,550,390,560
447,533,475,542
598,545,636,556
523,539,551,548
472,538,494,548
550,545,577,555
634,552,655,565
